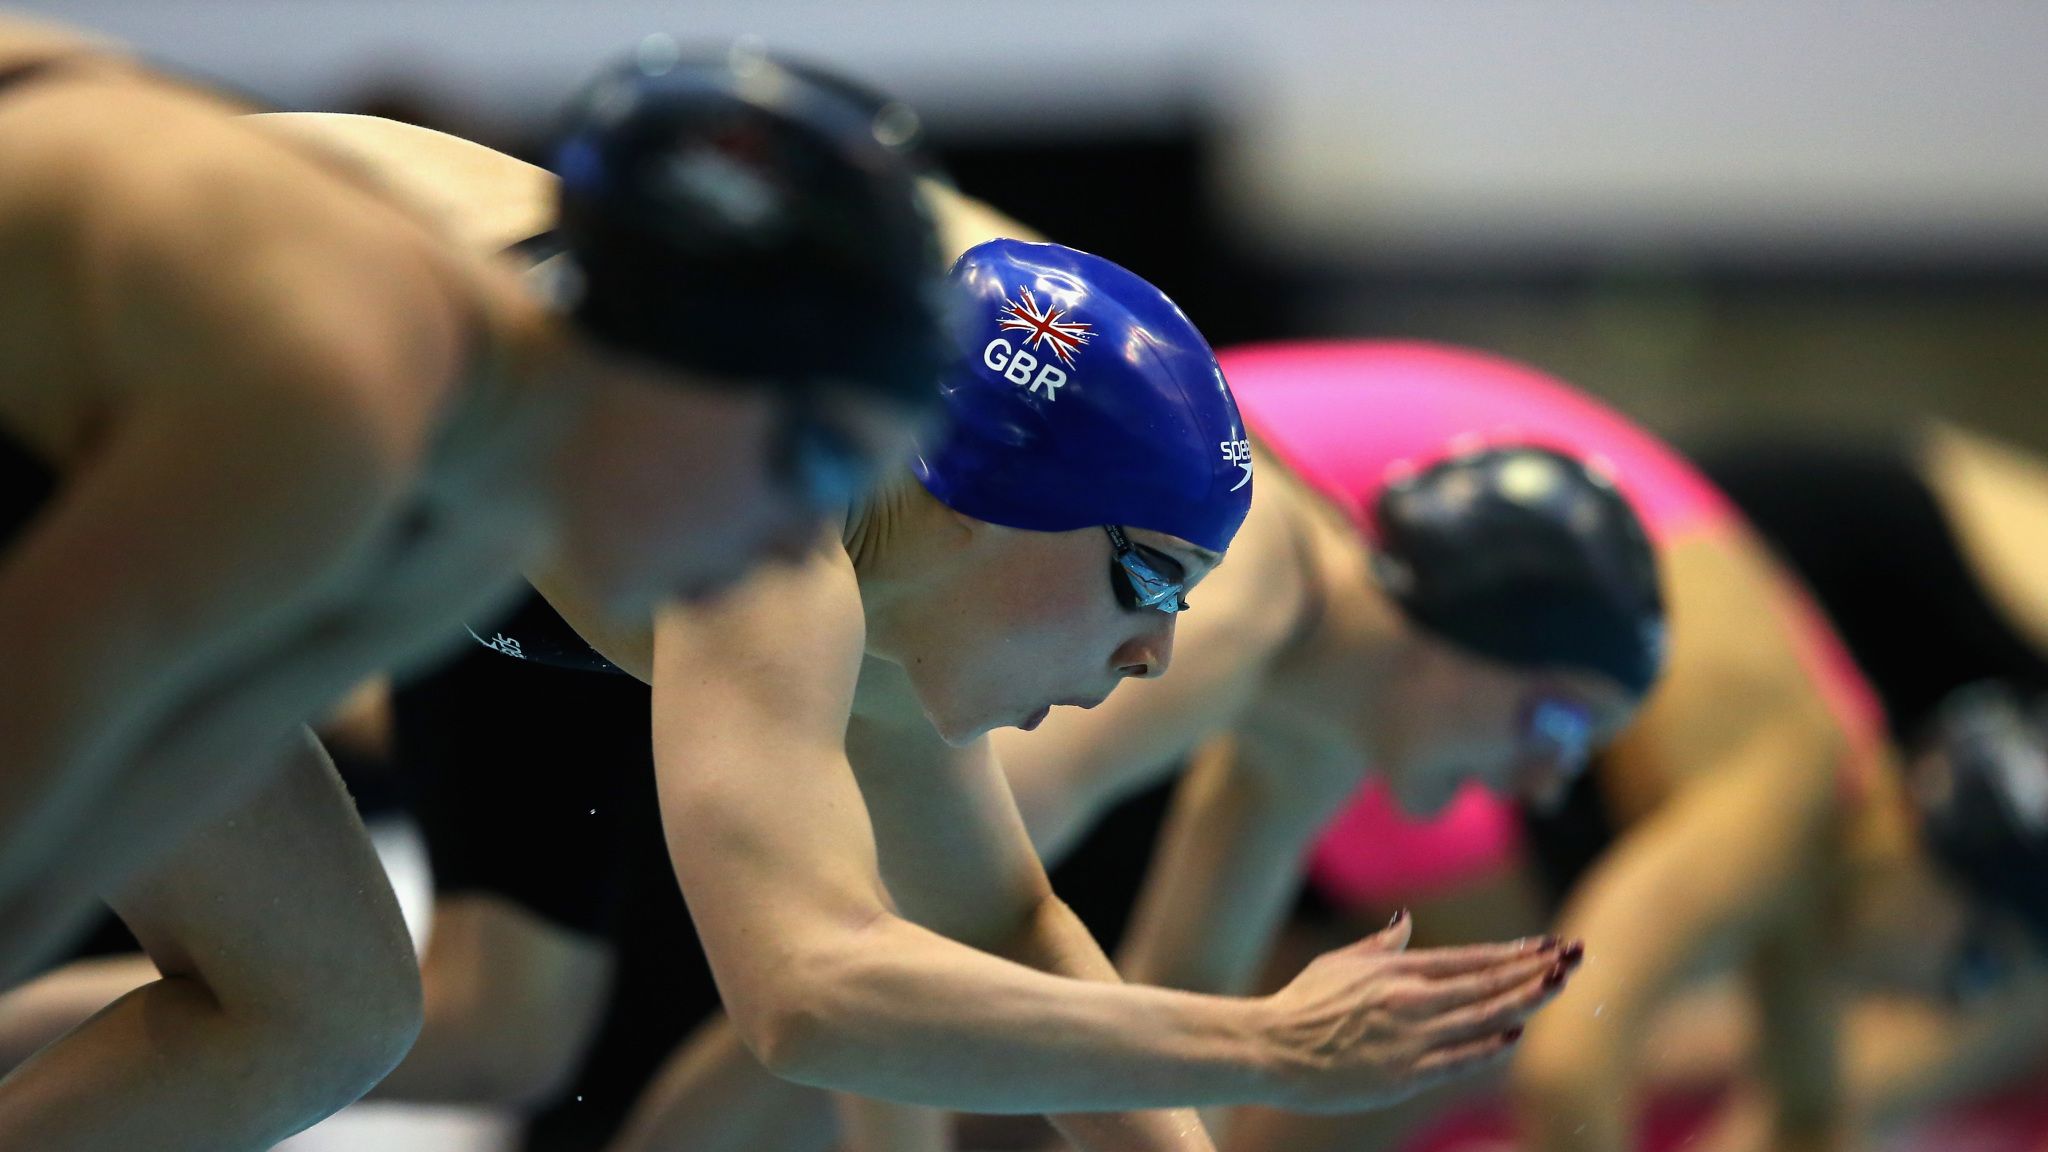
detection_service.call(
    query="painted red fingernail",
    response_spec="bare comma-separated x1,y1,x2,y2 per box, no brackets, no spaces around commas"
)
1562,941,1585,966
1504,1026,1525,1044
1387,908,1409,929
1543,961,1568,988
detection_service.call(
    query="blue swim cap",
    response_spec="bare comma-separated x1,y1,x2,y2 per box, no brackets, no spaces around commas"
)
913,240,1252,554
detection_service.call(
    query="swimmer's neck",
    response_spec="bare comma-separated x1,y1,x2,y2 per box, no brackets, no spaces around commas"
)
843,473,965,661
1256,470,1411,762
437,292,587,521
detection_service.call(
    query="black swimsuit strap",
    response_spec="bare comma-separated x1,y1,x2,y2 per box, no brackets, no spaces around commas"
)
504,229,564,264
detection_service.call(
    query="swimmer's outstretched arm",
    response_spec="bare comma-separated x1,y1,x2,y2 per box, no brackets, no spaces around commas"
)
1117,734,1369,995
844,677,1215,1150
1508,553,1850,1152
650,541,1559,1122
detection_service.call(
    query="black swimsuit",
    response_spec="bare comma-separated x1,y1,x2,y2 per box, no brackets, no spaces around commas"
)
0,421,54,555
1697,435,2048,744
464,588,623,675
1521,434,2048,904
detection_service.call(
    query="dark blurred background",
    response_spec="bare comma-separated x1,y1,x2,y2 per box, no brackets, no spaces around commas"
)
36,0,2048,450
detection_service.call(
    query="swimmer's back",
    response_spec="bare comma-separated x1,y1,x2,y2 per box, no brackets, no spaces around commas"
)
0,12,116,73
1223,340,1736,544
251,114,556,255
0,45,486,472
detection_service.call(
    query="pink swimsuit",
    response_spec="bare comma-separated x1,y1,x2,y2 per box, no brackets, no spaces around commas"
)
1221,340,1884,907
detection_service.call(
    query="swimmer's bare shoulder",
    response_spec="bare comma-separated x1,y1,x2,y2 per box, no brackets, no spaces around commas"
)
0,13,117,71
251,113,557,256
0,67,475,471
1602,531,1848,817
919,180,1047,259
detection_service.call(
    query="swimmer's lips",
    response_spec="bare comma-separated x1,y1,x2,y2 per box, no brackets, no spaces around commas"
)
1020,694,1110,731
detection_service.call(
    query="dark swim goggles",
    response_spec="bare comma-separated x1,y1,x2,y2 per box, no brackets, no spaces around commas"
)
1105,525,1190,614
1521,697,1596,774
774,407,873,511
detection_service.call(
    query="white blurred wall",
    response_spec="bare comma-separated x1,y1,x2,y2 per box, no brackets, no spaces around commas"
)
32,0,2048,265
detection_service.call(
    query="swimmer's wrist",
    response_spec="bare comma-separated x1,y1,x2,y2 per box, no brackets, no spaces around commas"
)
1233,994,1302,1108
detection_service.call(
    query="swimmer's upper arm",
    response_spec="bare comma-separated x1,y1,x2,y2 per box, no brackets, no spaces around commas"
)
1511,714,1841,1152
997,483,1304,860
1512,543,1850,1150
648,538,890,1035
1116,732,1362,995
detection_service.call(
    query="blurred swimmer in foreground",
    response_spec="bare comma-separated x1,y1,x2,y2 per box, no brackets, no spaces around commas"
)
0,20,948,1148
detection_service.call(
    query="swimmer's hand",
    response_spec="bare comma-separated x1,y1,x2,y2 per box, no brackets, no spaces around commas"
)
1256,914,1577,1112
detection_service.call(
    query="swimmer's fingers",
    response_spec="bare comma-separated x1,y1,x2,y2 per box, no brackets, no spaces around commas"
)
1395,948,1559,1018
1422,958,1576,1046
1407,1030,1524,1092
1389,935,1560,978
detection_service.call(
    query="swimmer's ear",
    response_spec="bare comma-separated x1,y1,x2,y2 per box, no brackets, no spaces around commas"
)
1351,908,1413,955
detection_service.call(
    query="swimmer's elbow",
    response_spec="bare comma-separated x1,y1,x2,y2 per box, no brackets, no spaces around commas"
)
731,923,889,1087
729,942,847,1074
738,992,833,1084
731,973,847,1086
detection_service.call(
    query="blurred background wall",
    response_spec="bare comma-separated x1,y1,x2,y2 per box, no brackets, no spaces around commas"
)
33,0,2048,450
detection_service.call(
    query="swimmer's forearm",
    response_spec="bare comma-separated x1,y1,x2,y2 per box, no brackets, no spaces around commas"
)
1018,896,1217,1151
1508,895,1656,1152
0,976,345,1150
757,910,1279,1114
1119,740,1347,996
0,955,155,1072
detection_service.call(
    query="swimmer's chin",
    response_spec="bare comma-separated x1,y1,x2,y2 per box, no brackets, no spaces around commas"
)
922,704,1047,747
922,708,996,748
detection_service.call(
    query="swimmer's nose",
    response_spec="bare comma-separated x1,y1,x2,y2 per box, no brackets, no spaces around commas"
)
1114,617,1176,680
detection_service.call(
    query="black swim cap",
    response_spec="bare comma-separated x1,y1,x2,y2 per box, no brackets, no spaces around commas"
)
547,45,949,407
765,54,939,178
1372,445,1666,697
1912,682,2048,950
